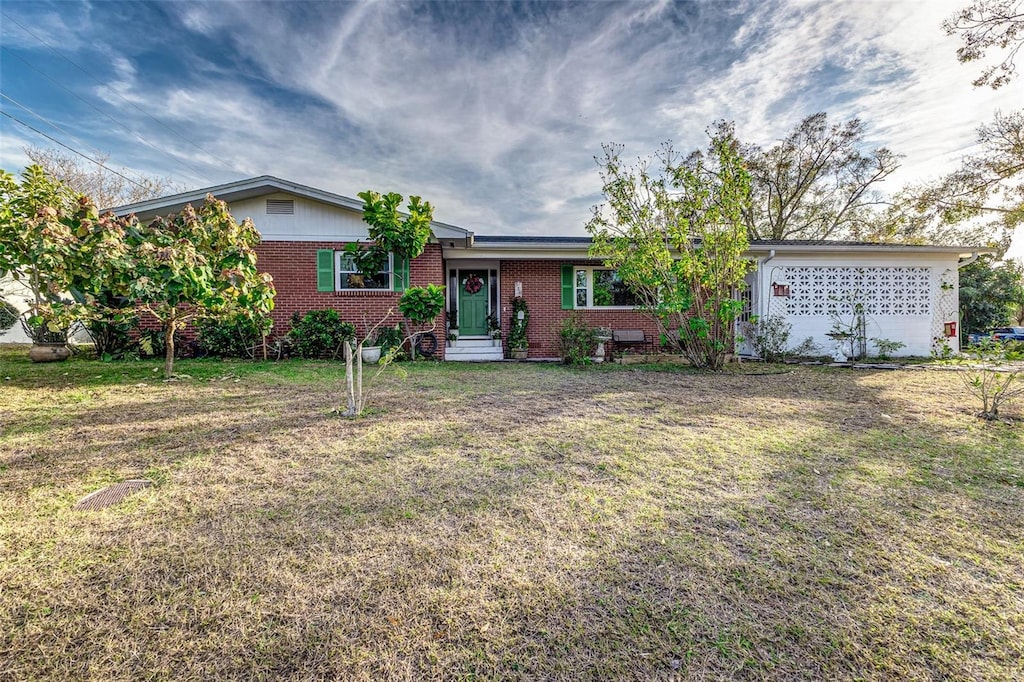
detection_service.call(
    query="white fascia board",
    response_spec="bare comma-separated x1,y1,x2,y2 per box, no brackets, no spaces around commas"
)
108,175,472,241
259,232,368,243
446,245,596,260
746,244,993,257
454,241,988,261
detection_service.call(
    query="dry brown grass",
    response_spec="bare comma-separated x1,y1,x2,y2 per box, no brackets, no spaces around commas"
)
0,347,1022,680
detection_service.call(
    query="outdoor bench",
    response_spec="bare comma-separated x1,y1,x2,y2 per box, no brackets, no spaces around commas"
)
612,329,651,354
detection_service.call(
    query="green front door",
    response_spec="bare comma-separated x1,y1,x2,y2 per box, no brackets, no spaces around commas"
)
458,270,489,335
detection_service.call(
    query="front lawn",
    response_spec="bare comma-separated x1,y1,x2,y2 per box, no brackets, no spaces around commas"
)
0,347,1021,680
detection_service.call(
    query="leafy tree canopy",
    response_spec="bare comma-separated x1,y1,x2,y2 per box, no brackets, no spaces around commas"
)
116,195,275,377
348,190,434,275
886,110,1023,253
0,165,125,333
944,0,1024,89
959,255,1024,335
587,127,753,369
736,113,900,241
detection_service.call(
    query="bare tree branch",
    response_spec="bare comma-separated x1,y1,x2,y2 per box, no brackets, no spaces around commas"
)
23,146,181,208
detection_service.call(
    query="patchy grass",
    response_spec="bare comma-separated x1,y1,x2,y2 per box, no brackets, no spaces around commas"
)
0,345,1021,680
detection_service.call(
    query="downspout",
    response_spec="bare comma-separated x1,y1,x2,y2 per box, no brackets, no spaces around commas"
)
759,249,776,320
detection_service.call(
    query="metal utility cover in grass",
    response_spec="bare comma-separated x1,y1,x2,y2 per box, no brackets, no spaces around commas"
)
74,480,154,511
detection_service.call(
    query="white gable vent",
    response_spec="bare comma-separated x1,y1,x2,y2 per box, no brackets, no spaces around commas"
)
266,199,294,214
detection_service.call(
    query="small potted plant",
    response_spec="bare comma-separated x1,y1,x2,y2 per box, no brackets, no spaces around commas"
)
360,338,382,364
358,323,383,364
486,312,501,346
23,314,72,363
447,317,459,344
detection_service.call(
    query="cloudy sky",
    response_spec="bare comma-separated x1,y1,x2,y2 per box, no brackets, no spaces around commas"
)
1,0,1021,257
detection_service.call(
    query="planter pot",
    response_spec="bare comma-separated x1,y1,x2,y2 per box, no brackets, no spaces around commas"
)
29,342,71,363
493,339,502,347
510,348,528,360
360,345,382,364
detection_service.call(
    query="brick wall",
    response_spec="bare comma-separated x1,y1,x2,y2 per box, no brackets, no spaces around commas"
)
499,261,659,359
256,241,446,359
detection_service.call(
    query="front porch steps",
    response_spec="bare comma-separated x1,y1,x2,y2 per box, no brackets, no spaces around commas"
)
446,337,504,362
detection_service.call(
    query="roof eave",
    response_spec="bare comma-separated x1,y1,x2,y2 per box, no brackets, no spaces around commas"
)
106,175,472,239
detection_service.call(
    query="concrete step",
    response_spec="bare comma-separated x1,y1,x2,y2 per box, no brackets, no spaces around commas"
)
446,344,504,362
452,338,498,348
446,353,505,362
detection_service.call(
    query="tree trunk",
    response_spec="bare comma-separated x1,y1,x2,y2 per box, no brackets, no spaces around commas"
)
355,341,364,415
164,318,177,379
344,340,356,416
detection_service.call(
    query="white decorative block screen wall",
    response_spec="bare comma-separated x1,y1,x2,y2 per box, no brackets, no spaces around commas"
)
778,266,932,316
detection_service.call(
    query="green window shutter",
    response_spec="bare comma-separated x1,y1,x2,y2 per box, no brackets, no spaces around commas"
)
393,256,410,292
561,264,574,309
317,249,335,292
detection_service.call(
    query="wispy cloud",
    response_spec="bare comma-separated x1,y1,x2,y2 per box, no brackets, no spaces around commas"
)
0,0,1020,255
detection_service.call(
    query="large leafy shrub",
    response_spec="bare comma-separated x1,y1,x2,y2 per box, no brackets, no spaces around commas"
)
587,130,752,369
85,308,138,360
197,312,273,358
557,313,597,365
0,297,17,333
743,314,792,362
288,309,355,359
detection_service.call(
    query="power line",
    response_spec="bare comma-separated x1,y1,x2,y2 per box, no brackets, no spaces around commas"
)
0,46,211,179
0,91,149,180
1,10,247,177
0,109,150,191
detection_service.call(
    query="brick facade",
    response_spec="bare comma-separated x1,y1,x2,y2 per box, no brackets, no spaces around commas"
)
498,260,659,359
256,241,446,359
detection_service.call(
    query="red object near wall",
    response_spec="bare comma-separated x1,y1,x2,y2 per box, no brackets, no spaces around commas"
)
944,321,957,338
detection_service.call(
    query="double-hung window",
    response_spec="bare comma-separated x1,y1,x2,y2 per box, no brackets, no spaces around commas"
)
573,267,638,308
336,251,393,291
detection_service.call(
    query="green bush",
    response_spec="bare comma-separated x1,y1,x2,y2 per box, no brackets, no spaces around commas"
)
557,313,597,365
86,311,139,360
372,324,404,356
871,337,906,360
287,309,355,359
508,296,529,350
954,338,1023,420
197,313,273,358
743,314,792,362
0,297,18,333
397,284,446,325
138,327,183,358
